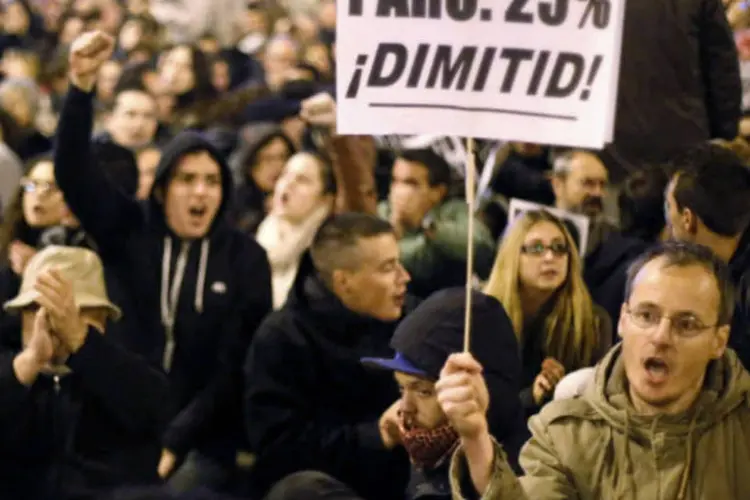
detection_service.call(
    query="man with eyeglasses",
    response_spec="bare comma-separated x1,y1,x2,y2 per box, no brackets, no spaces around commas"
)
468,240,750,498
549,148,647,331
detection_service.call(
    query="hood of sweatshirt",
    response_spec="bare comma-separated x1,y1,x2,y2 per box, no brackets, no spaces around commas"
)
148,130,233,235
584,344,750,498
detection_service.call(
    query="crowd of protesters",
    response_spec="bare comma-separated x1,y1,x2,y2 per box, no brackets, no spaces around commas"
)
0,0,749,499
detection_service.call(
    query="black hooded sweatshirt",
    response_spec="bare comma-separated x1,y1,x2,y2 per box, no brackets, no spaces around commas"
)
243,253,413,500
0,329,168,499
53,86,273,463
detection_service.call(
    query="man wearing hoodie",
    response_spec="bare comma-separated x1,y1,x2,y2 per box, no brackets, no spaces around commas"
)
53,31,273,493
440,241,750,498
244,213,413,500
0,245,168,499
665,143,750,370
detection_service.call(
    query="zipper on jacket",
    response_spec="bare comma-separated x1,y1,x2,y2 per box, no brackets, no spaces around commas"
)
52,374,62,497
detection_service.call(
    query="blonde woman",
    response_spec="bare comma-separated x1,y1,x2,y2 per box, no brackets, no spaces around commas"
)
484,210,612,415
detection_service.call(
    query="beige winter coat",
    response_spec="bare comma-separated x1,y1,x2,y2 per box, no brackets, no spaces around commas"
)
452,345,750,499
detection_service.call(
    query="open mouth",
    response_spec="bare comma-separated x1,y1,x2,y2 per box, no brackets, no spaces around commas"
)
643,356,670,383
188,206,207,218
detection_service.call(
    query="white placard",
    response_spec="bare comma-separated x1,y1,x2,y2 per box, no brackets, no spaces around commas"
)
336,0,625,149
507,198,590,258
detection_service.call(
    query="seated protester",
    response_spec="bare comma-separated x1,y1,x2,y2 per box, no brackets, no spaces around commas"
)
264,353,518,500
378,149,496,299
55,32,273,493
256,151,336,309
618,166,670,243
244,213,414,500
484,210,612,416
0,245,167,499
359,289,526,477
459,241,750,498
665,143,750,370
551,148,647,327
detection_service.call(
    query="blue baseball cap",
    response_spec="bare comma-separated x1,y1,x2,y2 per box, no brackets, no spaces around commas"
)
361,352,429,378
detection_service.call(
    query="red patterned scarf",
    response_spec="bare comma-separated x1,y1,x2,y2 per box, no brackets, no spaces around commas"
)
399,413,460,470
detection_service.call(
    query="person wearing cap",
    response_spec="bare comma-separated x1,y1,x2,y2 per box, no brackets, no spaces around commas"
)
263,288,527,500
0,245,168,499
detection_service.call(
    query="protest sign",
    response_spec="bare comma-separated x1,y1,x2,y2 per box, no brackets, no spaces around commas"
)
507,198,590,257
336,0,626,149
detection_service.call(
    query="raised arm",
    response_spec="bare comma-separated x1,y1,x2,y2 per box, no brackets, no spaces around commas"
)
55,31,143,252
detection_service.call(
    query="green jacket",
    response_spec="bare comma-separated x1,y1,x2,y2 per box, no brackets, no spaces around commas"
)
452,345,750,499
378,200,496,293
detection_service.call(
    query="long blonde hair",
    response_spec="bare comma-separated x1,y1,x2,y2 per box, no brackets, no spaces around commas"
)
484,210,599,369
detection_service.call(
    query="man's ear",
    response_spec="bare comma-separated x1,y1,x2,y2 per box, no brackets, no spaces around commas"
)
429,184,448,204
681,207,698,236
617,303,628,339
712,325,730,359
331,268,349,295
551,175,565,200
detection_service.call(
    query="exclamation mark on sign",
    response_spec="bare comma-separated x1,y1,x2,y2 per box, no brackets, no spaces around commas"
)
579,55,603,101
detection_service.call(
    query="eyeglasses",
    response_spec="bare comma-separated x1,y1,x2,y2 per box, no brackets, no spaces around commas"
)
624,304,719,339
520,242,569,257
21,178,59,195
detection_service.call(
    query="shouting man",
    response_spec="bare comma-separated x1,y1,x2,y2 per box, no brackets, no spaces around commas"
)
54,31,272,493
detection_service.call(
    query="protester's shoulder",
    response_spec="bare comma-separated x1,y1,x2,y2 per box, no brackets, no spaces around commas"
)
436,198,469,216
252,307,307,347
532,396,602,429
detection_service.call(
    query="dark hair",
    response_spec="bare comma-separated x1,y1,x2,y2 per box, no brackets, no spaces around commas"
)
0,154,53,259
624,241,735,326
398,148,452,187
310,213,394,284
619,166,670,242
115,60,154,93
298,150,336,195
165,44,216,104
112,79,153,102
671,143,750,237
242,129,296,175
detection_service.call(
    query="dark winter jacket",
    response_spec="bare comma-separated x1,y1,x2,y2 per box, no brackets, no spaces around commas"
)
584,229,648,331
243,253,414,500
0,329,168,499
53,86,273,464
729,227,750,371
600,0,741,183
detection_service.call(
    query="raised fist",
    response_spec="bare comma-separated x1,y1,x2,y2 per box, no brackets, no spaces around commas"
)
69,31,115,93
300,92,337,132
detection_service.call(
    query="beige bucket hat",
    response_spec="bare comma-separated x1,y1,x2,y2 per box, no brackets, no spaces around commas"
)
4,245,121,321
